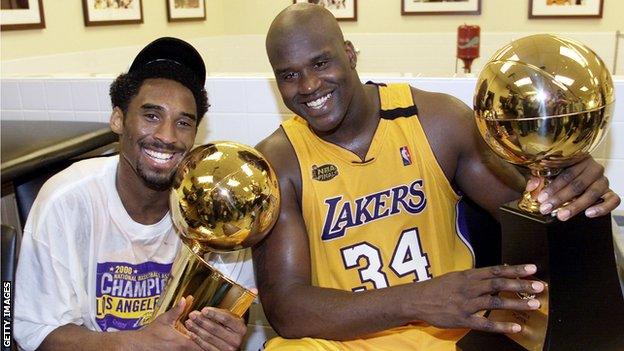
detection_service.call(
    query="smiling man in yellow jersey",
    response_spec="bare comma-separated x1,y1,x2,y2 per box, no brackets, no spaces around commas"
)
252,4,621,350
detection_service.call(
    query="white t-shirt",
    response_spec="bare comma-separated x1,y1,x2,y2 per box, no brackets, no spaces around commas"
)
14,156,254,351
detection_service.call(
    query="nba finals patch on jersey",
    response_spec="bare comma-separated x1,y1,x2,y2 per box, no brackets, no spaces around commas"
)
400,146,412,166
312,164,339,181
96,261,172,331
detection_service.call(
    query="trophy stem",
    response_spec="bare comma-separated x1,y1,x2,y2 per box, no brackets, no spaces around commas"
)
150,245,257,332
518,190,541,214
518,169,560,214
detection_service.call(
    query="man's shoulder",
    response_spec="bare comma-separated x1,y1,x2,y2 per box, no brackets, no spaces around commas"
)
256,127,299,179
407,86,473,132
257,127,288,153
71,155,117,170
409,86,470,117
24,156,118,240
48,155,116,184
36,156,118,205
401,85,477,178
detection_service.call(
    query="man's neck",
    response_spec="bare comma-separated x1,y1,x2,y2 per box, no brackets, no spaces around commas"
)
115,163,170,225
320,83,380,161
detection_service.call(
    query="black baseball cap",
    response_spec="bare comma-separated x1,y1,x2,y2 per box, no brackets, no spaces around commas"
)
129,37,206,86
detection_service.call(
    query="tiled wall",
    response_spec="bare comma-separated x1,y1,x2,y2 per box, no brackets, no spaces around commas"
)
1,75,623,209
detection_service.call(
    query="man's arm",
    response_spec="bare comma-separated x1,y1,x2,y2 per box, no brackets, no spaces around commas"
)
412,88,524,218
253,129,543,340
39,298,246,351
39,305,190,351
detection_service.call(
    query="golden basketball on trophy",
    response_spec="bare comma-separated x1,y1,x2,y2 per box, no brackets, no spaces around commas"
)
458,34,624,351
474,34,614,213
150,141,280,329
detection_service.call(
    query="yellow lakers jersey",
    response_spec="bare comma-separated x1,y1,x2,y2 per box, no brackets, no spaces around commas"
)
270,83,474,350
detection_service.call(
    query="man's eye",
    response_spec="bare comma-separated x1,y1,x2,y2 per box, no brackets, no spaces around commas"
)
144,113,158,120
314,61,328,69
282,72,298,81
178,120,193,127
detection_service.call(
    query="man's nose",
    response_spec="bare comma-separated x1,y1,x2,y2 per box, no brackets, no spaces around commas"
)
298,71,321,95
153,119,177,145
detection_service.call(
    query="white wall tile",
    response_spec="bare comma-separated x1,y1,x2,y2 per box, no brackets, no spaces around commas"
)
48,110,75,121
1,110,23,120
96,79,113,112
407,77,477,107
247,113,289,146
1,80,21,110
614,80,624,123
71,80,99,111
99,110,112,123
22,110,48,121
601,159,624,210
19,80,46,110
602,122,624,159
45,80,72,110
207,79,246,113
244,79,290,114
202,113,249,145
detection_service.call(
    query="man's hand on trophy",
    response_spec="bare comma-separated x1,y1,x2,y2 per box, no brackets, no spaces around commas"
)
184,307,247,351
415,264,544,334
525,157,621,221
136,297,206,351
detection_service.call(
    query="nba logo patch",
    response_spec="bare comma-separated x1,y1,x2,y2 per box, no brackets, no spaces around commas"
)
399,146,412,166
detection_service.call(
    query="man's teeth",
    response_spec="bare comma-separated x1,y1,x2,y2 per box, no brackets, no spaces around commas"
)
144,149,174,163
306,93,331,109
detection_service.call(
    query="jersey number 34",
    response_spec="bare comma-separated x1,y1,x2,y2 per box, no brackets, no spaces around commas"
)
340,227,432,292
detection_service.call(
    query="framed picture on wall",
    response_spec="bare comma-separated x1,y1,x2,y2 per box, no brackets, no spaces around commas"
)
167,0,206,22
401,0,481,16
82,0,143,26
0,0,45,31
529,0,603,19
293,0,357,21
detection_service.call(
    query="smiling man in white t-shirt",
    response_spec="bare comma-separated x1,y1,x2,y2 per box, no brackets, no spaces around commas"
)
14,37,251,351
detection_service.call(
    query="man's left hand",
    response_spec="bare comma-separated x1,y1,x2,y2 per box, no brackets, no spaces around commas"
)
184,307,247,351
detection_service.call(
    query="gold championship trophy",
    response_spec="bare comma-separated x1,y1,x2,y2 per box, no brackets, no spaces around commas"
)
457,34,624,350
149,141,280,330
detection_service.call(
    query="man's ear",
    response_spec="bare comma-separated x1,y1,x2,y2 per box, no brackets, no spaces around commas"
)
110,107,124,135
345,40,357,69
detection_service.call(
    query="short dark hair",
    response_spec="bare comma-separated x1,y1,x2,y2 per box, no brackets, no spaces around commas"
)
109,60,209,126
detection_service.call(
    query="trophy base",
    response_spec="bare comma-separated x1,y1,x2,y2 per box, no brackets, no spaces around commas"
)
457,330,527,351
457,201,624,350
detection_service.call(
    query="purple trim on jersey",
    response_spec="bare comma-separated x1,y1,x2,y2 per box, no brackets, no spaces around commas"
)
455,199,476,266
95,261,173,331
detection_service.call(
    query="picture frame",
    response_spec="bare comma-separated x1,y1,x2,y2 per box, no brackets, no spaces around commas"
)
293,0,357,22
0,0,45,31
401,0,481,16
82,0,143,27
529,0,603,19
167,0,206,22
